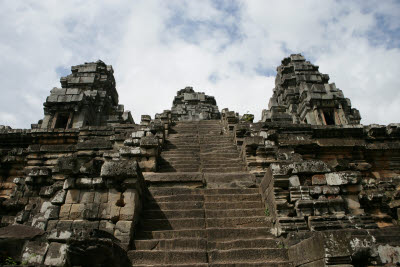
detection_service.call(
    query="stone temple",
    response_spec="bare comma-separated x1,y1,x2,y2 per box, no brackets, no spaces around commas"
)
0,54,400,266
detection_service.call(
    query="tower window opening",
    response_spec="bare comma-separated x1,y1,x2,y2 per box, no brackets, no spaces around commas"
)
323,110,335,125
54,113,70,129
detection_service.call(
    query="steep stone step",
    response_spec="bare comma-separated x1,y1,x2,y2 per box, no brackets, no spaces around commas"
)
159,161,200,166
205,202,263,210
134,264,208,267
151,194,204,202
200,152,240,156
148,187,205,196
209,262,293,267
200,159,243,164
204,194,261,202
207,239,280,250
207,227,273,241
204,173,255,184
206,217,272,228
199,143,237,147
160,155,200,159
134,238,207,251
136,229,207,239
208,248,289,263
144,173,203,183
158,167,201,172
128,250,207,265
147,188,259,196
162,149,200,153
202,167,245,173
204,188,259,195
200,150,240,155
140,218,205,231
161,153,200,158
143,209,205,219
202,163,246,169
158,163,201,170
160,157,200,162
206,208,265,218
146,201,204,210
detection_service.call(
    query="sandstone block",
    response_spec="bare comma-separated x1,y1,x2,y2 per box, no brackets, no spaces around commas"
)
94,190,108,203
322,185,340,195
51,190,67,205
48,228,72,242
140,136,159,148
343,195,361,211
76,177,93,187
291,160,330,174
79,191,95,203
63,178,75,190
326,171,361,185
108,189,122,205
82,203,100,220
115,220,133,236
310,186,322,195
44,242,67,266
98,203,111,219
110,205,121,222
289,175,300,187
40,201,60,219
22,241,49,265
59,204,72,220
101,160,139,179
132,130,145,138
72,220,99,230
119,206,135,221
69,204,85,220
99,220,115,234
312,174,327,185
65,189,80,204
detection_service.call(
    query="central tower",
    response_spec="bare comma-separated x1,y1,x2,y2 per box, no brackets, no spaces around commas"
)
171,86,220,121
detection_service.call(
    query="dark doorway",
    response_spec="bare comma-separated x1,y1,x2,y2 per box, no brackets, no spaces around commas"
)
54,113,70,129
323,110,335,125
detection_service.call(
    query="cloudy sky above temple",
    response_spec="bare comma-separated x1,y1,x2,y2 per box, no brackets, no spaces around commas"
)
0,0,399,128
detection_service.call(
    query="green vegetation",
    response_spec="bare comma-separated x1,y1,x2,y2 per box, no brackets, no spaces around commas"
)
241,114,254,122
4,256,18,265
264,208,270,216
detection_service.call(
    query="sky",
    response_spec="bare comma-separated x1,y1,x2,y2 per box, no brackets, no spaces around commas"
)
0,0,399,128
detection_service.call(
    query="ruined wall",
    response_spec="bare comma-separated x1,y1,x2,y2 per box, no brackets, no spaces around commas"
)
221,114,400,265
0,122,167,265
0,61,174,266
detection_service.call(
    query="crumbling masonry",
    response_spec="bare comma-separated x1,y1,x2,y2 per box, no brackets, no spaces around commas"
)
0,54,400,266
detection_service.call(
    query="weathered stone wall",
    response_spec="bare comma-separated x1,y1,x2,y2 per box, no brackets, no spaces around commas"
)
0,119,169,265
221,113,400,265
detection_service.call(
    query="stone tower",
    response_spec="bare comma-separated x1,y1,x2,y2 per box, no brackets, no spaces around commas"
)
171,86,220,121
37,60,133,129
262,54,361,125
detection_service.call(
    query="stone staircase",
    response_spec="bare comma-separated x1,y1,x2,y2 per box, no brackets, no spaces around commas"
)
128,120,292,266
158,121,246,173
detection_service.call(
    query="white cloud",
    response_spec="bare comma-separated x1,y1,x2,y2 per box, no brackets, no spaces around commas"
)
0,0,399,128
